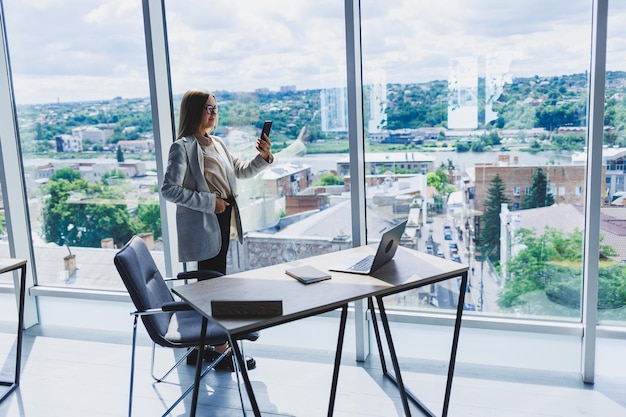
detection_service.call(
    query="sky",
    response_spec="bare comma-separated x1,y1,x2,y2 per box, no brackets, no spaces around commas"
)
2,0,626,105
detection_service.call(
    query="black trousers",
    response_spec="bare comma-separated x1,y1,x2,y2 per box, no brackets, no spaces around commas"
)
198,199,233,275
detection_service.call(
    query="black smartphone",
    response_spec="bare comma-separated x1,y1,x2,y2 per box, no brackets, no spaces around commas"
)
261,121,272,141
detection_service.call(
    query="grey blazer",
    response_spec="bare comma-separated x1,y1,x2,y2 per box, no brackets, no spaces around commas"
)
160,135,271,262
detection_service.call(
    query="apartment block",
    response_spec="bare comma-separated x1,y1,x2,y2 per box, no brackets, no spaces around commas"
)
472,163,605,212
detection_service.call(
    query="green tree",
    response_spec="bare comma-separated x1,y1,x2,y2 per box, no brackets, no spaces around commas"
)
426,168,448,193
132,201,162,239
41,172,89,247
116,145,125,162
41,169,134,248
101,169,126,185
74,194,133,248
455,141,470,152
501,227,622,309
315,172,345,186
499,228,554,308
479,174,510,263
51,167,85,182
522,167,555,209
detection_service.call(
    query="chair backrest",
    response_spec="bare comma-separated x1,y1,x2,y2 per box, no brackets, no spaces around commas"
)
114,235,174,344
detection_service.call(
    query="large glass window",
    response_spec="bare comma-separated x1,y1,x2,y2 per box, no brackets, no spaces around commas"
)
164,0,352,273
0,0,620,328
3,0,159,291
599,1,626,326
360,0,595,321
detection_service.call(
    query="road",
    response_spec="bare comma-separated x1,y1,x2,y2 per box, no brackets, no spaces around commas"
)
415,214,502,313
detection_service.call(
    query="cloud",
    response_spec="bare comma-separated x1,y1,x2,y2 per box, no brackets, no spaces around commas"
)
2,0,623,105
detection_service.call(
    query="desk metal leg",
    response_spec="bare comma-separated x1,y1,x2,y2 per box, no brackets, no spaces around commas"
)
327,304,348,417
370,272,468,417
189,316,208,417
375,296,412,417
368,297,388,374
442,271,468,417
231,336,261,416
0,263,27,404
231,304,348,417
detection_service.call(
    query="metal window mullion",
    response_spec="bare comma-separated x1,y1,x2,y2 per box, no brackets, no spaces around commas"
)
142,0,179,277
344,0,368,361
581,0,608,385
0,0,38,328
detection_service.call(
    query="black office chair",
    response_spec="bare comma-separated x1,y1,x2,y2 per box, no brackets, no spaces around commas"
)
114,235,258,417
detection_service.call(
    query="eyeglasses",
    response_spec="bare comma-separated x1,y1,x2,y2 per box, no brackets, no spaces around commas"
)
205,105,219,114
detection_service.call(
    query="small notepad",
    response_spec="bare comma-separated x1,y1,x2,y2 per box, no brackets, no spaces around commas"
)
285,265,332,284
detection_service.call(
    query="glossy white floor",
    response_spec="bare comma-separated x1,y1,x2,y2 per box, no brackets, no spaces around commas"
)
1,296,625,417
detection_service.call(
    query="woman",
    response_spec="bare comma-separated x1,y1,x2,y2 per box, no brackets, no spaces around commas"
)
161,89,273,370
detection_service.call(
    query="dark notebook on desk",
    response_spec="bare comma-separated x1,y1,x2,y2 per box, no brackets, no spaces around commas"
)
329,220,407,275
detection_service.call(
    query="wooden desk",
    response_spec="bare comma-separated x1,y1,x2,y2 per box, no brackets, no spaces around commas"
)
173,246,468,417
0,258,27,404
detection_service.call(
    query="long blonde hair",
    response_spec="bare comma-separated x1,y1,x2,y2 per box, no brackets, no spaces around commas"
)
176,89,217,139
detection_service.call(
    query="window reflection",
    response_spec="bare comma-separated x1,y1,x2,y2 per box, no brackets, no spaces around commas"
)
0,0,621,326
165,0,352,272
361,0,598,321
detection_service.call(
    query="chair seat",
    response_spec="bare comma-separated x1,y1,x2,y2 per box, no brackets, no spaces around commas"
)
164,310,259,347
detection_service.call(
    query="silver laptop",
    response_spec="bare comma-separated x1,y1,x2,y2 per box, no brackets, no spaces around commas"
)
329,220,407,275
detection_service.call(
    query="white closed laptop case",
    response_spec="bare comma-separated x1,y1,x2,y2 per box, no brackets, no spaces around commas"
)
329,220,407,275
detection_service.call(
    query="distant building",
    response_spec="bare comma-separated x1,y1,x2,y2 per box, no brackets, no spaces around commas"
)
71,126,114,143
258,163,311,198
472,161,605,212
117,139,154,153
367,81,387,133
336,152,435,177
33,163,55,182
320,87,348,132
369,131,389,143
572,147,626,204
118,162,148,178
557,126,614,135
55,134,82,152
31,161,148,185
387,129,420,144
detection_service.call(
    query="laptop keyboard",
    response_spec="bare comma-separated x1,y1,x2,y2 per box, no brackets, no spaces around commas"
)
349,255,374,272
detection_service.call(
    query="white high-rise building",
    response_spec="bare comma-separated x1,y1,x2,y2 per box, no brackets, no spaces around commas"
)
365,64,387,133
320,87,348,132
448,56,478,130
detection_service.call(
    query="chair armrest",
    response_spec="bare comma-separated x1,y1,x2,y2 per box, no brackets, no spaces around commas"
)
177,270,224,281
162,301,193,312
131,302,193,317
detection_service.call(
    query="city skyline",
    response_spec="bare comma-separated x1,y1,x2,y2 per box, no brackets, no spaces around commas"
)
2,1,625,105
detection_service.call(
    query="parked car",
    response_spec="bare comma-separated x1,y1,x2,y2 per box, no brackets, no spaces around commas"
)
451,253,462,263
436,250,445,258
